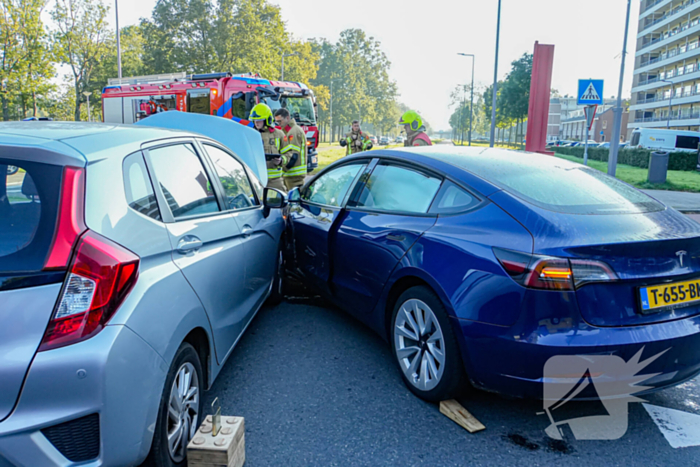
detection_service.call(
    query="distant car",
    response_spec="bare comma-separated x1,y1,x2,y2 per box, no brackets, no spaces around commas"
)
0,120,286,467
370,136,378,145
379,136,390,145
598,142,611,149
395,136,405,144
22,117,53,121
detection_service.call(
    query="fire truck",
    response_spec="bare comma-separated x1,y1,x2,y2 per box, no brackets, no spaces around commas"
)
101,72,319,172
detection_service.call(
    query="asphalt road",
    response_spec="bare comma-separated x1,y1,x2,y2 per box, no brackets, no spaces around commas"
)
203,298,700,466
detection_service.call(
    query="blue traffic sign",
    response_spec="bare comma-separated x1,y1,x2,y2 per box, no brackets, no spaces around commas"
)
578,79,604,105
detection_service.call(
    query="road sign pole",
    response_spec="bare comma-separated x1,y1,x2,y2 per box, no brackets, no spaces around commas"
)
583,105,597,165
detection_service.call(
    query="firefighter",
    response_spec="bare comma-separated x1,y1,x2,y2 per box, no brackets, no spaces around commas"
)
399,110,432,147
274,108,307,190
340,120,372,155
250,103,287,191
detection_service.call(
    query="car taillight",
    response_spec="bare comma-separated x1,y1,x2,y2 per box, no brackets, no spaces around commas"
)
39,231,139,351
493,248,617,291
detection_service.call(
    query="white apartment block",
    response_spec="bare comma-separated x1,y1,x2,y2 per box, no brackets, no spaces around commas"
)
630,0,700,134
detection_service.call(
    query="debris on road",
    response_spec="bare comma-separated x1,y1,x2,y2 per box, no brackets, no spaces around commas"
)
439,399,486,433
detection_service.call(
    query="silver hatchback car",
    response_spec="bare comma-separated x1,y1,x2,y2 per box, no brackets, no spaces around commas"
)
0,122,286,466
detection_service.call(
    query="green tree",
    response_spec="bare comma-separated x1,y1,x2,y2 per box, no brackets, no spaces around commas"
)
1,0,53,120
52,0,111,121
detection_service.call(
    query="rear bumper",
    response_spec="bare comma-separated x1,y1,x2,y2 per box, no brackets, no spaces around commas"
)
453,313,700,400
0,325,167,467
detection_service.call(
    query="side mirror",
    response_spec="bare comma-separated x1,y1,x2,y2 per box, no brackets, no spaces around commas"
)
263,187,288,210
288,187,301,204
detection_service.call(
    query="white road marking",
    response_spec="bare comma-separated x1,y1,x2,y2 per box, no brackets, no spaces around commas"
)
643,403,700,448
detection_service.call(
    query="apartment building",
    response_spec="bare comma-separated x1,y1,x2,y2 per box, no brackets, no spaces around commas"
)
630,0,700,135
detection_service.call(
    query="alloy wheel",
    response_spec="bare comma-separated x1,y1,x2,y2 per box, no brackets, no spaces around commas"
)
167,362,200,463
394,299,446,392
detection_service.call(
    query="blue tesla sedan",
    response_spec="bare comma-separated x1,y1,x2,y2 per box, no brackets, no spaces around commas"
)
286,146,700,401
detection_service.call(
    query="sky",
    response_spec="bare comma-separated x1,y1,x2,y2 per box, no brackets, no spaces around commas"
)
110,0,641,130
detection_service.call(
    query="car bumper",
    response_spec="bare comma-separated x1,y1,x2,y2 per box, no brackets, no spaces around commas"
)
453,313,700,400
0,325,167,467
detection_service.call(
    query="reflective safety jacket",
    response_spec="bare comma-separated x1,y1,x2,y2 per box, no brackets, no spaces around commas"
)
344,130,371,155
260,126,287,181
280,119,307,178
405,129,432,147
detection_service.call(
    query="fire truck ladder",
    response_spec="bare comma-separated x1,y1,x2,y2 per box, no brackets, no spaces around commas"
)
107,72,188,86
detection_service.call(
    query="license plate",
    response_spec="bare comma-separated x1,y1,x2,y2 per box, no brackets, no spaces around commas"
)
639,278,700,311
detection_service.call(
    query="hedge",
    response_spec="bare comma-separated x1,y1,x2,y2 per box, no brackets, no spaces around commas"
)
554,146,699,172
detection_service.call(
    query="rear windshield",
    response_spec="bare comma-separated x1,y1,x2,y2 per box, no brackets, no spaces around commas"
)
437,150,664,215
0,160,62,273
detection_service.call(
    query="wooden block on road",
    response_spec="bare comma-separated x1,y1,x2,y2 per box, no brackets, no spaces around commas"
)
440,399,485,433
187,415,245,467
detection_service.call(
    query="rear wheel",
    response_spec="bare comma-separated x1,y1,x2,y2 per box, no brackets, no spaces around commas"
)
145,343,202,467
391,286,466,402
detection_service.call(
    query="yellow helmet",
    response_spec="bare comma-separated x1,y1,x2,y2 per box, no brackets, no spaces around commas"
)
249,103,274,126
399,110,423,132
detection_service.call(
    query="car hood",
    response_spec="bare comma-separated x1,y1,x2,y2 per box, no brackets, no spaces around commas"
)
136,112,268,185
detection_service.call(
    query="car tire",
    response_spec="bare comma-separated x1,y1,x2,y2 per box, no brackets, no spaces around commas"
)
266,244,285,306
391,286,466,402
144,343,203,467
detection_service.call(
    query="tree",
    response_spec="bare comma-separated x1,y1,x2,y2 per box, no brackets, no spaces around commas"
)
52,0,111,121
1,0,53,120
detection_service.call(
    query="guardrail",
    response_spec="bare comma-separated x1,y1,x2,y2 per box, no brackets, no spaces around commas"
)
634,111,700,122
640,0,700,32
642,0,667,15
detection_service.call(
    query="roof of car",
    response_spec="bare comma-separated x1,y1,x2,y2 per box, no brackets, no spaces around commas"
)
0,122,191,163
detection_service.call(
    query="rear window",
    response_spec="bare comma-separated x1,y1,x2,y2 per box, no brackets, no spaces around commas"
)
438,150,664,215
0,160,62,273
676,135,699,150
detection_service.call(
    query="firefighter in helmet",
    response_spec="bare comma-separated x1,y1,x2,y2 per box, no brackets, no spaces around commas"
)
399,110,432,147
250,103,287,191
340,120,372,155
274,108,308,190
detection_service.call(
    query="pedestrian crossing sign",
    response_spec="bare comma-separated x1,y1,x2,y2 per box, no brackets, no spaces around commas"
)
577,79,604,105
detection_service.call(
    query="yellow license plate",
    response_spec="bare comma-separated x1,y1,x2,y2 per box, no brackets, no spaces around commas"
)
639,278,700,311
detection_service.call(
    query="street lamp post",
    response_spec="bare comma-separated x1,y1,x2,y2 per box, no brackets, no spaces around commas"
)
115,0,122,80
608,0,632,177
83,91,92,122
281,52,299,81
330,78,339,143
490,0,502,148
457,53,475,146
660,79,674,129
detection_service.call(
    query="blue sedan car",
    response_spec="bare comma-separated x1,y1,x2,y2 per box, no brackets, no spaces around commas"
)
287,146,700,401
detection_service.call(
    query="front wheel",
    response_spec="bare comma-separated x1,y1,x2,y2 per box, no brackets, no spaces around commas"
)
145,343,203,467
391,286,466,402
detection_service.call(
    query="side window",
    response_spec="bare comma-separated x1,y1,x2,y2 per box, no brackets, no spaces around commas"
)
203,144,258,210
429,181,479,214
123,153,161,221
148,144,220,220
302,164,365,207
356,164,442,214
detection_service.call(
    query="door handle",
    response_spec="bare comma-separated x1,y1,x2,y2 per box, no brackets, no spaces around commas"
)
241,224,253,238
387,234,406,242
176,235,203,254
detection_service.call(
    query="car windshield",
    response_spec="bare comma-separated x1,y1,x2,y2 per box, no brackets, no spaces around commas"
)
435,148,664,215
262,96,316,125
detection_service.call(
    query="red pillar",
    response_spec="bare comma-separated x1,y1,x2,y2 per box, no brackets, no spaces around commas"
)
525,42,555,155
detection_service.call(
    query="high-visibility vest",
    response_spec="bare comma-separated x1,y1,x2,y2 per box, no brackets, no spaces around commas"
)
281,121,307,177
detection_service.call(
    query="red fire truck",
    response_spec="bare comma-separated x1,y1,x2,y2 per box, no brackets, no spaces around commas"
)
101,72,319,171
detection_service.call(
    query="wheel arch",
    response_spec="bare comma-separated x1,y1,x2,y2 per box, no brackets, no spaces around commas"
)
183,327,213,389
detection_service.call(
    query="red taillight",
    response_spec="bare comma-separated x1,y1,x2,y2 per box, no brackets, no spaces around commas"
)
44,167,87,270
493,248,617,291
39,231,139,351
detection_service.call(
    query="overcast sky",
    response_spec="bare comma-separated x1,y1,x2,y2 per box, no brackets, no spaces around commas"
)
111,0,641,130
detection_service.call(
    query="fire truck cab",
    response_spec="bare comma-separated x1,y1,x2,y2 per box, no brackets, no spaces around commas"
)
101,72,319,172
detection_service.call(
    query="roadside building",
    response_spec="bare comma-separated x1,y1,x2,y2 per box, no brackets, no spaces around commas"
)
629,0,700,136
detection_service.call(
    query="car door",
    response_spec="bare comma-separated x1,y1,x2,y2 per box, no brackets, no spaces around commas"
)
200,141,279,308
290,161,368,295
331,161,443,317
144,141,246,364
